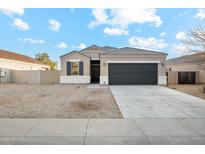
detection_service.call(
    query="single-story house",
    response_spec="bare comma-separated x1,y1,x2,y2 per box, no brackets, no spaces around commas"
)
60,45,167,85
167,52,205,84
0,49,50,70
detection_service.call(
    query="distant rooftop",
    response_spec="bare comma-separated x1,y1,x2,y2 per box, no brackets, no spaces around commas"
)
0,49,48,66
167,52,205,65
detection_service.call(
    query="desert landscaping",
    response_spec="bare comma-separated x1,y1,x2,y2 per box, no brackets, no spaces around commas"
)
0,84,122,118
168,84,205,100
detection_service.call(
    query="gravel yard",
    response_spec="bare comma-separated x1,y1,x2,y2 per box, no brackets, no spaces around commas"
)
0,84,122,118
168,84,205,100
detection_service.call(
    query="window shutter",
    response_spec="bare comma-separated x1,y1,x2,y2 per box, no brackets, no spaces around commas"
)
79,61,84,76
67,62,71,75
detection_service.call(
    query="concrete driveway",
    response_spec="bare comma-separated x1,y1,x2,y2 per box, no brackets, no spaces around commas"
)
109,86,205,118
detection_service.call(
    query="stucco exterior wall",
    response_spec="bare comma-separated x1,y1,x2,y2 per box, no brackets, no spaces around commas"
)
199,70,205,83
60,52,90,76
81,47,103,60
167,63,205,84
11,70,60,84
99,54,167,85
167,71,178,85
82,52,100,60
12,70,41,84
100,55,166,76
40,70,60,84
0,58,50,70
60,48,167,85
167,64,200,72
167,71,202,85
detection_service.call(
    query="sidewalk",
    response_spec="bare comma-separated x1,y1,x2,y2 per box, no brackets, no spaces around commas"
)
0,119,205,145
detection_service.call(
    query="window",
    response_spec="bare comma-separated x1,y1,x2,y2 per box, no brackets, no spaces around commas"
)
71,62,79,75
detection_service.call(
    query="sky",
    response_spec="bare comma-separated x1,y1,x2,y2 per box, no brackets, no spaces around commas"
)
0,8,205,63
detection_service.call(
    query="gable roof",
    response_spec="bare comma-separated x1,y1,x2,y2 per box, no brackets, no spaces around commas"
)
101,46,118,52
60,50,90,58
80,44,105,53
167,52,205,65
60,45,167,58
0,49,48,66
60,45,113,58
102,47,167,55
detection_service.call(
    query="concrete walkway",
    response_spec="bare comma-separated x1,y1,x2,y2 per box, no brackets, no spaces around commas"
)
110,86,205,118
0,118,205,145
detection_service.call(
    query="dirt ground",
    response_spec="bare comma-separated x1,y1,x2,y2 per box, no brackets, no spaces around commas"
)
0,84,122,118
168,84,205,100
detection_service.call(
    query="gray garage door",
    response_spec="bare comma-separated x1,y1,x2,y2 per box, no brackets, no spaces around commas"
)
108,63,158,85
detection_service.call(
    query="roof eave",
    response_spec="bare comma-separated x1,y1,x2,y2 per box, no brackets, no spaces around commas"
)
101,53,167,56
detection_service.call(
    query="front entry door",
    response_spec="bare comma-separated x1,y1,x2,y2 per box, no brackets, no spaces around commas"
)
91,61,100,83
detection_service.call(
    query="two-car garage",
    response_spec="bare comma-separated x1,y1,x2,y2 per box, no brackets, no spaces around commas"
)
60,45,167,85
108,63,158,85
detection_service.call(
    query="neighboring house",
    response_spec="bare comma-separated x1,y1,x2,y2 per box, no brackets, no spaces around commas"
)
167,52,205,84
0,49,50,70
60,45,167,85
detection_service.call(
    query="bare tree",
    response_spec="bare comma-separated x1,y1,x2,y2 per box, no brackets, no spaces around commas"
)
182,26,205,53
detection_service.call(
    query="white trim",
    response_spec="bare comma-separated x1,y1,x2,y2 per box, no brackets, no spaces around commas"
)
100,76,108,85
60,76,90,83
158,76,167,85
69,59,80,62
107,60,160,63
91,58,100,60
100,75,167,85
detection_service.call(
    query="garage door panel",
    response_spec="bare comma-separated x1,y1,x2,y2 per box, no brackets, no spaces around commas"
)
108,63,157,85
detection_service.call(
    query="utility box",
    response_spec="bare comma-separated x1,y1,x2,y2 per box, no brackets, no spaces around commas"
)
0,68,12,83
0,69,6,77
